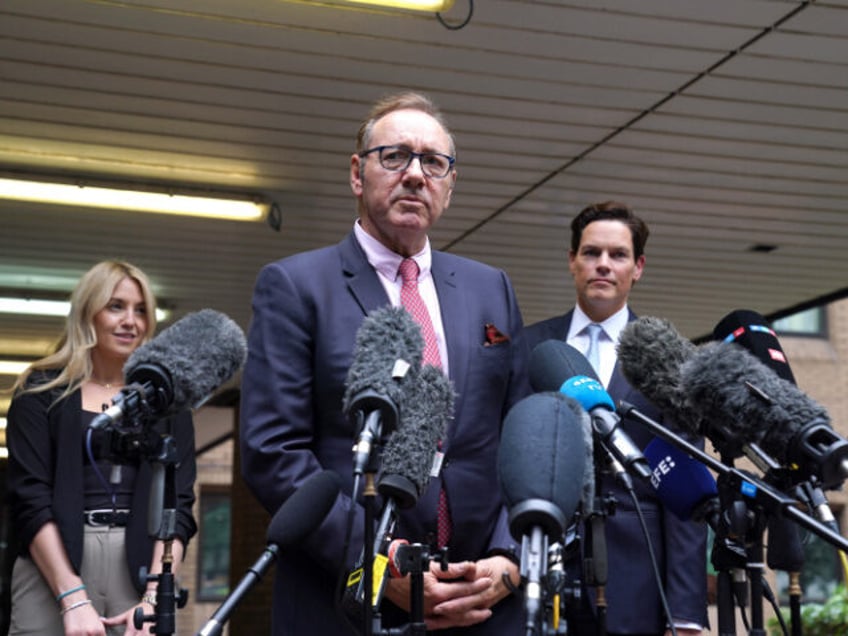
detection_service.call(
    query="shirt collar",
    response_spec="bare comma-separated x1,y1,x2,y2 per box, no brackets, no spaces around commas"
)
353,220,432,282
569,305,630,343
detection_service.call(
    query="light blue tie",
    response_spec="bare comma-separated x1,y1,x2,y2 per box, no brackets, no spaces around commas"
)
585,323,603,376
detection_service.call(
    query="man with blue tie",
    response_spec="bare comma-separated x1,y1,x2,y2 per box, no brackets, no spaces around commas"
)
525,201,708,636
239,91,531,635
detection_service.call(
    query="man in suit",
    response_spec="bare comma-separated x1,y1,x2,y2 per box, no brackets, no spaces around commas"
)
239,91,531,635
524,201,708,636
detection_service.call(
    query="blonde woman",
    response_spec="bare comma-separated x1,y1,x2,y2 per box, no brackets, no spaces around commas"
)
7,261,197,636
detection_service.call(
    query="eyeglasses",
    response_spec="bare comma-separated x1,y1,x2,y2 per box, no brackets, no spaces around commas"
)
359,145,455,179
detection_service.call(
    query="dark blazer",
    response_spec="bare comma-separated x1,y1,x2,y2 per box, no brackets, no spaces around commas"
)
6,378,197,593
239,231,532,635
525,310,708,635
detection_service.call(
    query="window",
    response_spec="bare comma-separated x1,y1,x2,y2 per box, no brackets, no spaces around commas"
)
197,486,231,602
776,520,843,604
772,307,826,338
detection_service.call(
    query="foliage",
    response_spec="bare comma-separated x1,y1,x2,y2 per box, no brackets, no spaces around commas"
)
768,585,848,636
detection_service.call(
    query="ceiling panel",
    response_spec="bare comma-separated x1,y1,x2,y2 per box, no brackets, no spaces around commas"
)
1,0,847,411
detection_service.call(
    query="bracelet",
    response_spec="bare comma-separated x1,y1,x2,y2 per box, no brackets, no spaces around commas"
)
55,584,86,603
141,591,157,606
60,599,92,616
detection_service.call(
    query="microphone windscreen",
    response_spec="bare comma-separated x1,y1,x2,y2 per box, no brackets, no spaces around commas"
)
644,436,717,521
680,341,829,457
559,376,616,412
498,392,588,538
378,364,454,508
713,309,796,384
617,316,699,433
530,340,598,391
124,308,247,413
266,470,341,547
343,306,423,416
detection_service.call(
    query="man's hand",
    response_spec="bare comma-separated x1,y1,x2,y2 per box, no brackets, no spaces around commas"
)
384,555,520,631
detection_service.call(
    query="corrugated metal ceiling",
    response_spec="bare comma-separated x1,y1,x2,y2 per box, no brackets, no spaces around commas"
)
1,0,847,420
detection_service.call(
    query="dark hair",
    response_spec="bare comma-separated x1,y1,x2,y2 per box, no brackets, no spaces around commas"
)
570,201,649,260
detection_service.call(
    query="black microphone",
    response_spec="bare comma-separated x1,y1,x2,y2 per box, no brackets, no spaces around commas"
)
714,308,837,542
617,316,701,434
344,363,453,618
196,470,341,636
680,341,848,489
714,309,796,383
498,392,590,633
91,309,247,430
342,306,424,476
530,339,651,482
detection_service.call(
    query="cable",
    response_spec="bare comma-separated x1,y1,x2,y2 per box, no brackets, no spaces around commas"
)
437,0,473,30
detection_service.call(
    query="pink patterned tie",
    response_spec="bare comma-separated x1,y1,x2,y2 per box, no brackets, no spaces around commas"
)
398,258,451,546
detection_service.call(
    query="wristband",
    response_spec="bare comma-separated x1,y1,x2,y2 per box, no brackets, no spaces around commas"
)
60,599,92,616
56,584,86,603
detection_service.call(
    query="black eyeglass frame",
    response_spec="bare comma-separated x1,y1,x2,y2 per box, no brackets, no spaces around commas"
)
359,144,456,179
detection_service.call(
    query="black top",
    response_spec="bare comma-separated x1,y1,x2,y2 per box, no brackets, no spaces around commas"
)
6,375,198,592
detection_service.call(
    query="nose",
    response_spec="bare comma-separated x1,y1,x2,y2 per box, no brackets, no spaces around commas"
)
120,308,137,328
401,155,426,182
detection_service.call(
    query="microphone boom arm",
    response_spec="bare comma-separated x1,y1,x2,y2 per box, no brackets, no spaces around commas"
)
619,401,848,553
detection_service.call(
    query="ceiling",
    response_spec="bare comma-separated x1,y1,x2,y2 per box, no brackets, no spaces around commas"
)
2,0,848,419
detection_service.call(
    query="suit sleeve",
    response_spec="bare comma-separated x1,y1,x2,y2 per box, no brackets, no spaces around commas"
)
239,260,363,573
663,435,709,627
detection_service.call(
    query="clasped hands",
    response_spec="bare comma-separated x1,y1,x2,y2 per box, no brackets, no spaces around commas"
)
383,554,519,631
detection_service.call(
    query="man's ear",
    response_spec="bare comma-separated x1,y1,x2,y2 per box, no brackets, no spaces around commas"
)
350,153,363,197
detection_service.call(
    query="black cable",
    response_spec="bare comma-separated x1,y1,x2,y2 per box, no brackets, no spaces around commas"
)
627,487,678,636
436,0,473,30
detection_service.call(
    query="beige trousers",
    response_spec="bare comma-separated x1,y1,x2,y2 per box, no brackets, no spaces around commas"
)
10,525,140,636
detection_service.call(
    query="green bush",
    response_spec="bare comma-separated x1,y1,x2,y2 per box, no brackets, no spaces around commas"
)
768,585,848,636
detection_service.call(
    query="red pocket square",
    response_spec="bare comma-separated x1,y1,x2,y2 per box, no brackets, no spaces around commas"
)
484,323,510,346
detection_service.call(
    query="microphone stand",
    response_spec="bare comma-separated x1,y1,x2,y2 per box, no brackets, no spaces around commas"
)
133,432,188,635
363,471,377,636
622,401,848,635
584,461,613,636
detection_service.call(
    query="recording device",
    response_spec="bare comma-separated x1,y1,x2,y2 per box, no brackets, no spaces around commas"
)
90,309,247,431
498,392,590,633
681,340,848,489
343,306,424,476
530,339,651,483
343,364,453,621
713,309,833,570
197,470,341,636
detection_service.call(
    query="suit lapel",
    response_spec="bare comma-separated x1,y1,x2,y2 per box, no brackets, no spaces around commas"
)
339,232,390,315
431,253,465,387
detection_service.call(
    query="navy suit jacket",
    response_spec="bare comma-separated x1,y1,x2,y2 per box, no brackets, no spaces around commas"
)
240,232,532,635
525,311,708,634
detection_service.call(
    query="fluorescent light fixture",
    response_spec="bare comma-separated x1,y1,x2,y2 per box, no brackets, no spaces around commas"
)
0,297,170,322
337,0,454,10
0,176,267,221
0,360,30,375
